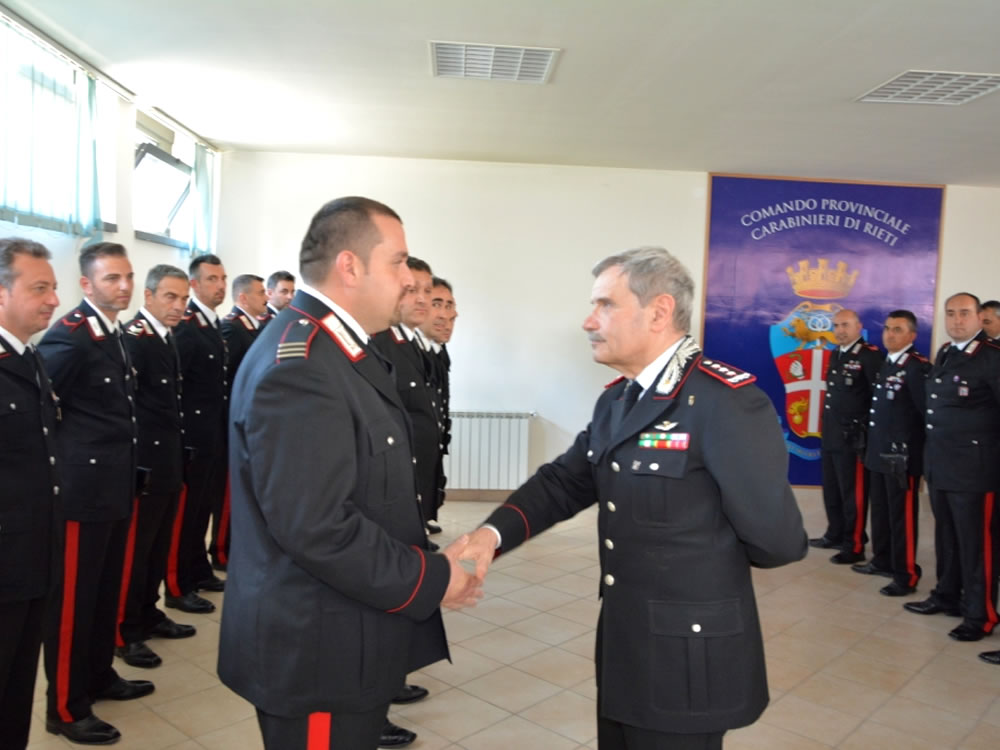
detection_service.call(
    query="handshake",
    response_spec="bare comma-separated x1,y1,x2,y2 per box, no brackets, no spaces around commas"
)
439,527,501,609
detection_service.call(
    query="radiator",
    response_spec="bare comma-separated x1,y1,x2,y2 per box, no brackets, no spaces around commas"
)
442,411,533,490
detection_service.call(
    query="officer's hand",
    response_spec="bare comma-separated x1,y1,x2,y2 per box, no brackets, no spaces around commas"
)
441,535,484,609
456,527,499,581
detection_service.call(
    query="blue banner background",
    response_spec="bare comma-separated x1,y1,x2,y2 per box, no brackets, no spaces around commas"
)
704,175,942,485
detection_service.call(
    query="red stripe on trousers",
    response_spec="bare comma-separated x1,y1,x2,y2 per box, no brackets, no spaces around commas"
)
215,473,231,565
306,712,331,750
115,498,140,647
852,458,865,554
56,521,81,722
165,484,188,597
905,477,918,587
983,492,998,632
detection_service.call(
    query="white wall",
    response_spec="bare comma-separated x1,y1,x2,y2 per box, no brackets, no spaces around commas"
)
218,152,709,467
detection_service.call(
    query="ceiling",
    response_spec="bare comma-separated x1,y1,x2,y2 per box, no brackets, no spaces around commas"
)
6,0,1000,186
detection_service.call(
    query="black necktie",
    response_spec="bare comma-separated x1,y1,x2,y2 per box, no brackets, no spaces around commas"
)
623,379,643,413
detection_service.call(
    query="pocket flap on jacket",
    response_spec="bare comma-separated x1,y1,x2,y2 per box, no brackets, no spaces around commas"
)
649,598,743,638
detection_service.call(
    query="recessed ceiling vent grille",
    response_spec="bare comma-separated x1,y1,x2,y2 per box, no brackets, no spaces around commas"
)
858,70,1000,105
430,41,559,83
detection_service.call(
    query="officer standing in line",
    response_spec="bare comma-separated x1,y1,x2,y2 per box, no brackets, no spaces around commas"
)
167,254,228,612
40,243,153,746
857,310,930,596
264,270,295,321
222,274,268,377
811,309,884,564
0,238,60,750
904,292,1000,642
116,265,197,670
981,299,1000,342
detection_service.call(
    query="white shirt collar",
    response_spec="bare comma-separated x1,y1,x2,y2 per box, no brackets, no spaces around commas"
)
950,331,982,351
427,339,442,354
634,336,687,397
886,344,912,364
0,325,27,355
190,295,219,325
139,307,170,342
236,306,261,329
413,327,432,351
839,337,861,353
399,322,416,342
298,284,369,344
83,297,120,335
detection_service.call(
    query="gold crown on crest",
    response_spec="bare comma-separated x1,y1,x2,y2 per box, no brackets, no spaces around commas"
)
786,259,858,299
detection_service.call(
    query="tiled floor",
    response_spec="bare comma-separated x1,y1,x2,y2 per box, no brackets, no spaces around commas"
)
28,490,1000,749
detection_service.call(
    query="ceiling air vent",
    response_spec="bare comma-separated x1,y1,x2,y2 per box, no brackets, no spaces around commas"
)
430,41,559,83
858,70,1000,105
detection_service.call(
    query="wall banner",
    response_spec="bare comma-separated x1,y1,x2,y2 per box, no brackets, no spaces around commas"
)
704,175,942,485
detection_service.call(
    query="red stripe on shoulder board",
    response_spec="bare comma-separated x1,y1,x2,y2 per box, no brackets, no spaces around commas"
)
387,545,427,613
502,503,531,541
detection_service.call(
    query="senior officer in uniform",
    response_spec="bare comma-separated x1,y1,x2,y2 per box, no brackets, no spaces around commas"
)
812,309,884,563
460,246,807,750
904,292,1000,643
39,242,153,746
859,310,930,596
116,265,197,670
0,238,60,750
218,196,482,750
167,254,228,612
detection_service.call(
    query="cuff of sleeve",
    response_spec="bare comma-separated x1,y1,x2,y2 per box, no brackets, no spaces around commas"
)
387,545,451,621
484,503,531,553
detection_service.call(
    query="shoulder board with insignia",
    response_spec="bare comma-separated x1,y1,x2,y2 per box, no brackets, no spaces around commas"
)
321,313,365,362
605,375,625,389
698,358,756,388
862,341,879,351
60,311,86,330
911,351,929,362
390,325,406,343
276,319,319,362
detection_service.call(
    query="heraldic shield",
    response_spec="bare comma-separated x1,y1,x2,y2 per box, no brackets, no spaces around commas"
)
769,301,840,439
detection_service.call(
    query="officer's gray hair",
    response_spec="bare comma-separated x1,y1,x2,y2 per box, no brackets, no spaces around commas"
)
592,246,695,333
145,264,188,293
232,273,263,297
0,238,52,291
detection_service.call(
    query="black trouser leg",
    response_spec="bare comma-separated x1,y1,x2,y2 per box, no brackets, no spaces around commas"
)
118,492,178,644
0,597,45,750
929,486,961,608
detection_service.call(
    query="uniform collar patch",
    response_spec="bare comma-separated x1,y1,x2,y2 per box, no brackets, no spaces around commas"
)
86,315,105,339
654,336,701,397
390,325,406,343
321,313,365,361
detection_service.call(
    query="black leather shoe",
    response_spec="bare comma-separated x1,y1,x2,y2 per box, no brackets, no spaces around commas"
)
425,520,442,535
830,551,864,564
94,677,155,701
851,562,893,577
949,623,990,642
808,536,839,549
880,582,916,597
978,650,1000,664
46,714,121,744
165,592,216,614
114,641,162,668
903,598,961,617
392,684,429,704
196,575,225,592
147,617,196,639
379,720,416,748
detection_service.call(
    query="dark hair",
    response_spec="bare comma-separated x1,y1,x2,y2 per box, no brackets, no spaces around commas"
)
145,264,188,293
945,291,982,312
232,273,263,297
266,270,295,290
189,254,224,278
80,242,127,278
886,309,917,333
431,276,453,292
0,238,51,290
982,299,1000,313
407,257,432,274
299,196,401,284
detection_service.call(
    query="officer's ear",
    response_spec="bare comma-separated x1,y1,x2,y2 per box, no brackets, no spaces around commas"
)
648,293,676,333
335,249,364,288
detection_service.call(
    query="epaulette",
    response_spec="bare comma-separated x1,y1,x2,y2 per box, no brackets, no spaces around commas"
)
605,375,625,389
276,318,319,362
125,319,153,337
862,341,879,351
910,351,930,363
698,357,756,388
59,310,88,332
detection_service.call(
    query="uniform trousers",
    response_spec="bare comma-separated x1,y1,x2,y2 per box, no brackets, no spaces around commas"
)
868,472,921,587
0,597,45,750
167,450,225,596
44,517,129,722
255,704,389,750
117,492,180,644
208,472,231,568
928,488,999,634
820,449,869,555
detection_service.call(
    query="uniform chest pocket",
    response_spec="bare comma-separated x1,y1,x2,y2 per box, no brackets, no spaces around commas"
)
629,451,689,526
0,394,37,450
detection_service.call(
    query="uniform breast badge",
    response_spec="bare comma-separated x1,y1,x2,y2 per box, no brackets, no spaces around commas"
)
638,432,690,450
